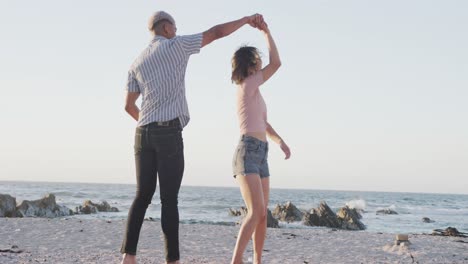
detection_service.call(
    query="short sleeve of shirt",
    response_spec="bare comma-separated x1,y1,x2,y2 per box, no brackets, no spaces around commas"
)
175,33,203,56
125,70,140,93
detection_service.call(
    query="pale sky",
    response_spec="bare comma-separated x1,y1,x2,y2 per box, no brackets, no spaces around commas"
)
0,0,467,194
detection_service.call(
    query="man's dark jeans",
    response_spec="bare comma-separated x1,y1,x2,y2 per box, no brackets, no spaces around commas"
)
121,119,184,262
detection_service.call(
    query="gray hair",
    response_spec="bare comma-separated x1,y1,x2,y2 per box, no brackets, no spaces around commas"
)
148,11,175,34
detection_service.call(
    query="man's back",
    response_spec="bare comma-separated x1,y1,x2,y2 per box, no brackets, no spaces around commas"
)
126,34,203,127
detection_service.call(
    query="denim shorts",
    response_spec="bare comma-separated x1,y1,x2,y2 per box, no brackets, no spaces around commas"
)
232,135,270,178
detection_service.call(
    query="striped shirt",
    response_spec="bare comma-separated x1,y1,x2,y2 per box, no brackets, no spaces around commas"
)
125,33,203,127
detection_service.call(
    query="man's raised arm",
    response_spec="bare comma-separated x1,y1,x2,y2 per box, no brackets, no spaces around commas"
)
201,14,263,47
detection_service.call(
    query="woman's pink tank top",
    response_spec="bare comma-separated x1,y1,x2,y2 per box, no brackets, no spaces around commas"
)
236,71,267,134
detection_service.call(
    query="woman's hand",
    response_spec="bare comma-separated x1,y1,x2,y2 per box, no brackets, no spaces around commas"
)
279,140,291,160
258,20,270,34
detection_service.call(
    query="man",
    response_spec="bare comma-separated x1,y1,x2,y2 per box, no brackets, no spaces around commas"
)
121,11,264,264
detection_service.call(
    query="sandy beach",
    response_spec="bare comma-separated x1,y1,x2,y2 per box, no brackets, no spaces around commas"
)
1,218,467,264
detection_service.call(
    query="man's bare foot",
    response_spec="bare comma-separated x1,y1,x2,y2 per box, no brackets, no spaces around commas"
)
121,253,137,264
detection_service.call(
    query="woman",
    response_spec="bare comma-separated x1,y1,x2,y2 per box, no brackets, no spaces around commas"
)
230,19,291,264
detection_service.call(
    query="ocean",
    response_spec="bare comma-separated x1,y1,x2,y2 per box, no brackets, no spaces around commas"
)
1,181,467,234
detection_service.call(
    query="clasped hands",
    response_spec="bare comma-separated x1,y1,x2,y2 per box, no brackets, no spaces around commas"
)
247,14,269,33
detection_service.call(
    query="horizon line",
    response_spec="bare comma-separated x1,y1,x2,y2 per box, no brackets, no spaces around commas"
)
1,179,467,196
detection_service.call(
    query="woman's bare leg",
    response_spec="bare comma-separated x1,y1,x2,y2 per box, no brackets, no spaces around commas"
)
252,177,269,264
121,254,137,264
231,174,265,264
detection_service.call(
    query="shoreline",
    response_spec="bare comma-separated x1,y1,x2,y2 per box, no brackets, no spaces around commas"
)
1,218,467,264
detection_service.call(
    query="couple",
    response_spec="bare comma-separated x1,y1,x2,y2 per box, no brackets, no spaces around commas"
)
121,11,291,264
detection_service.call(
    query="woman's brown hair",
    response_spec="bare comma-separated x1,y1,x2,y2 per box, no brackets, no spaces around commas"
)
231,46,261,85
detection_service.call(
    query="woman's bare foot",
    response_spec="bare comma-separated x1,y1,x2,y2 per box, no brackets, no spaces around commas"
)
121,253,137,264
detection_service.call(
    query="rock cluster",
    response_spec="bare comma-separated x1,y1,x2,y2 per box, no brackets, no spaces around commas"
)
0,193,119,218
228,207,279,228
432,227,468,237
16,194,73,217
272,201,304,222
422,217,435,223
376,209,398,215
75,200,119,214
0,194,17,217
301,201,366,230
229,201,366,230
